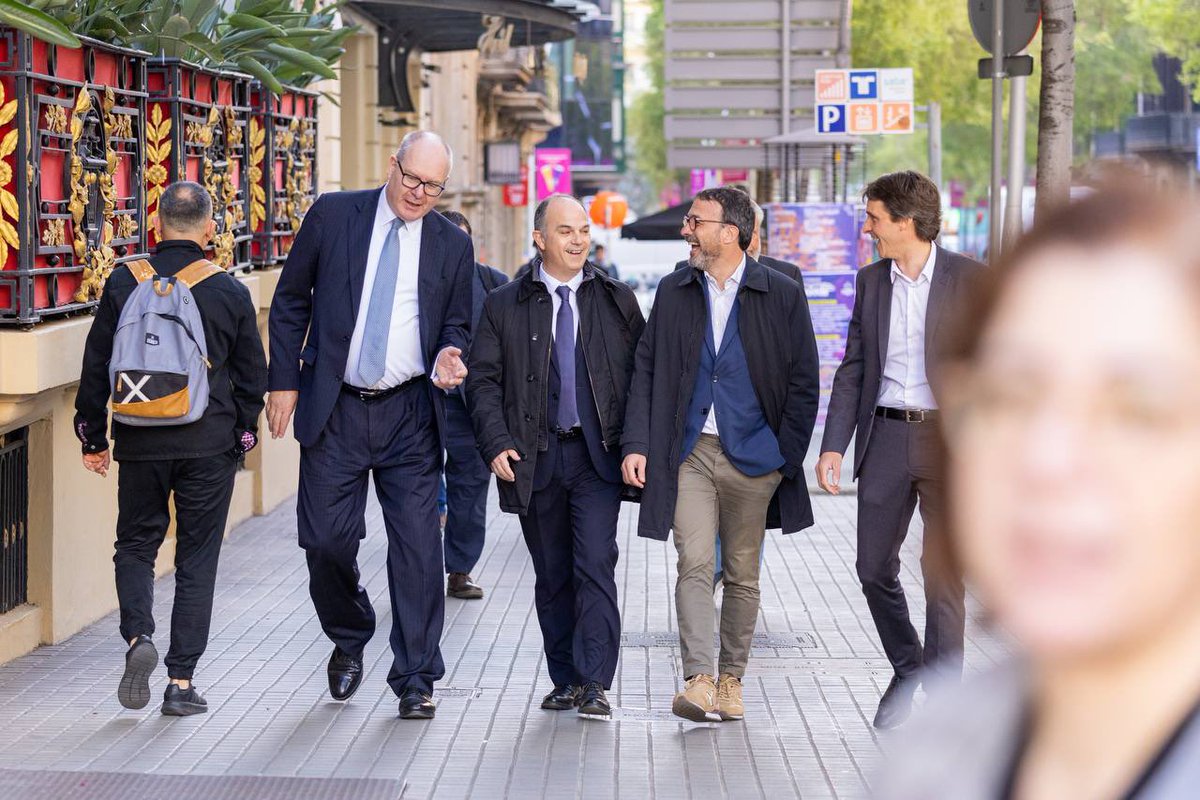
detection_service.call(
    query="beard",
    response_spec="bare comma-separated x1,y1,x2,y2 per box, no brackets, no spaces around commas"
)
687,241,714,270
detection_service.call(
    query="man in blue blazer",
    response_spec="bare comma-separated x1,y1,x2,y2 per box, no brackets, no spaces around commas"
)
266,130,473,720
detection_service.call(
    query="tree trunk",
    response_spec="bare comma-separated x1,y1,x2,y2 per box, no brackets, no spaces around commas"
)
1035,0,1077,219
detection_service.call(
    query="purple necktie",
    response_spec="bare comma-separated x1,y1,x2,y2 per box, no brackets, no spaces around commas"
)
554,285,579,430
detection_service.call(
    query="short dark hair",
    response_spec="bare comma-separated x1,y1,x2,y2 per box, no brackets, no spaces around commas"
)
443,210,471,235
533,194,586,236
862,170,942,242
694,186,755,250
159,181,212,233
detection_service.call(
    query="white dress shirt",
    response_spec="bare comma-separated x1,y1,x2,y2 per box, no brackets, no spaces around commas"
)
701,255,746,435
344,189,425,389
536,262,583,339
877,243,938,410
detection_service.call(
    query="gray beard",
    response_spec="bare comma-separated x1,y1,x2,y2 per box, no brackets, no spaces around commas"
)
688,248,713,271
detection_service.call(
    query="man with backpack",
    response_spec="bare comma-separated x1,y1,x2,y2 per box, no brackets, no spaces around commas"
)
75,181,267,716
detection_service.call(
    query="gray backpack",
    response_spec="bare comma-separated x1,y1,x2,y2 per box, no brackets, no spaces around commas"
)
109,258,222,427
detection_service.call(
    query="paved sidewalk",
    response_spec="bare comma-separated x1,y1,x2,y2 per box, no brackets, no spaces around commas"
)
0,482,1005,799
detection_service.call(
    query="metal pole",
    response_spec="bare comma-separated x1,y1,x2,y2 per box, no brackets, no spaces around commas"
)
989,0,1006,260
1003,73,1027,249
928,101,943,192
781,0,792,135
526,149,536,257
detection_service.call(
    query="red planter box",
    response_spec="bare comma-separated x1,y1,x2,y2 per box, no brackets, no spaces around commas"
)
146,59,252,273
0,31,148,326
249,82,317,267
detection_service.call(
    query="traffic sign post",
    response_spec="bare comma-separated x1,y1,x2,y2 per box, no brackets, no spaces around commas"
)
969,0,1042,260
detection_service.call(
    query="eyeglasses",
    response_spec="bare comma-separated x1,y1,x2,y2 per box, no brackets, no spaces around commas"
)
396,163,446,197
682,214,733,231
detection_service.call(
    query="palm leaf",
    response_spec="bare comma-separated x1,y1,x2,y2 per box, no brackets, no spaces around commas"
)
0,0,80,48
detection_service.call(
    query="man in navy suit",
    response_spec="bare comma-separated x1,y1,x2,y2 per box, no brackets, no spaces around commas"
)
266,130,473,720
467,195,645,717
438,210,507,600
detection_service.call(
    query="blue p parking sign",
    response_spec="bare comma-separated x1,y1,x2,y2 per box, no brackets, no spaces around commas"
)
817,104,846,134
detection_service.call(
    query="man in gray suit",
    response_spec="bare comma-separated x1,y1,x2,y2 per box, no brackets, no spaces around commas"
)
815,171,984,730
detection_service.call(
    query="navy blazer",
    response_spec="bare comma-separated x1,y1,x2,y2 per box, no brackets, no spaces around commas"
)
267,188,474,448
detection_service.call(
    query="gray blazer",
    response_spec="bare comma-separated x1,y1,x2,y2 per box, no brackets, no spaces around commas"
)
820,247,984,477
872,662,1200,800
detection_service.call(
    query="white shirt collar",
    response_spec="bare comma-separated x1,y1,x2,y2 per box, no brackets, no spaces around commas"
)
374,187,423,238
536,262,585,295
890,242,937,285
705,254,747,292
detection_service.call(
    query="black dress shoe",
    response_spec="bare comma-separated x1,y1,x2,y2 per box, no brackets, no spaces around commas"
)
540,684,581,711
398,688,436,720
873,674,919,730
118,635,158,710
327,647,364,701
577,682,611,718
447,572,484,600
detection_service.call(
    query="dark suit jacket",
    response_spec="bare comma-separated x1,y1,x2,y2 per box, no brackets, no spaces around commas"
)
267,188,474,448
820,247,984,477
623,257,820,540
467,262,645,515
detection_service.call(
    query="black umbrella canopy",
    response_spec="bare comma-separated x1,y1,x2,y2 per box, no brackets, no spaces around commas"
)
620,199,694,241
350,0,589,52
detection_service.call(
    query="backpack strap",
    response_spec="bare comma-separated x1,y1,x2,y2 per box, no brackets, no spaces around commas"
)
125,259,156,283
174,259,224,289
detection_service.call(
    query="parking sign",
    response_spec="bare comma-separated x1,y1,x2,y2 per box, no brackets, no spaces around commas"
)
816,105,847,134
813,68,914,136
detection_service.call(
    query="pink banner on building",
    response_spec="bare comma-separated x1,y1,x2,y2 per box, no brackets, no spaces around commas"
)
535,148,573,201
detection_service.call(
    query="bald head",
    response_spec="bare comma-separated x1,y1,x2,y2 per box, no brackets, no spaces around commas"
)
532,194,591,279
386,130,454,223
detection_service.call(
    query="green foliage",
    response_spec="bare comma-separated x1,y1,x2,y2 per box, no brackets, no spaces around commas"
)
1131,0,1200,100
853,0,1157,199
0,0,354,91
0,0,78,48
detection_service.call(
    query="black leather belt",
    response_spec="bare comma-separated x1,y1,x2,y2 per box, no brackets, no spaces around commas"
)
875,406,939,423
342,374,424,402
555,427,584,441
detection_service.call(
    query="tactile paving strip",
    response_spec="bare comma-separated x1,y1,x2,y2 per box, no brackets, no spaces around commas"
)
0,769,406,800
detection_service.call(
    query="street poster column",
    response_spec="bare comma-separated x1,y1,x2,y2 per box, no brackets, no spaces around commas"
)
766,203,873,425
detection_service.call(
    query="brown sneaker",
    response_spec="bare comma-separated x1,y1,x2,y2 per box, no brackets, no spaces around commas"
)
672,674,719,722
716,674,744,721
447,572,484,600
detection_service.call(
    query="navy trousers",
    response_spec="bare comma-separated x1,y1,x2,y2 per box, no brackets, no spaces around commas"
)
518,437,622,689
298,382,446,696
442,394,490,574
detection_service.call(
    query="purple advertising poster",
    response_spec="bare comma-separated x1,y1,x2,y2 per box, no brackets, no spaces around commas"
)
766,203,866,273
535,148,573,201
803,272,858,424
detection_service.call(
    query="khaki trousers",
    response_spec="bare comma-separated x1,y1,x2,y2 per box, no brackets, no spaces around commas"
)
673,434,782,679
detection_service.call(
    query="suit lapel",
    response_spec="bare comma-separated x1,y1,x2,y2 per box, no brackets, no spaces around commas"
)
418,213,445,358
345,190,378,326
876,264,893,365
924,249,953,364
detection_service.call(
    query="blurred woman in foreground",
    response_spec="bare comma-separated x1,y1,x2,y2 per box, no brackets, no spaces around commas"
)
875,179,1200,799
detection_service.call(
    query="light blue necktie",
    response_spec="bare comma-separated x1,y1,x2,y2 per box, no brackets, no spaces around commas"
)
357,217,404,387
